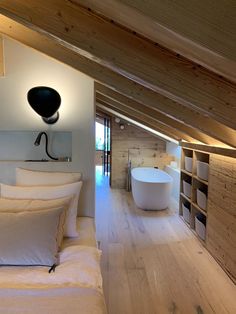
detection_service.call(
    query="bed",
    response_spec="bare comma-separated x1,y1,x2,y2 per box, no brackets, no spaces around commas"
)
0,168,107,314
0,217,107,314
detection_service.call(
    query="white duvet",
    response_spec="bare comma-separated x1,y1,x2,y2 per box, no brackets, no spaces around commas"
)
0,245,102,290
0,245,107,314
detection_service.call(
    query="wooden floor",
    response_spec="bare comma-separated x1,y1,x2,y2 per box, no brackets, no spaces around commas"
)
95,168,236,314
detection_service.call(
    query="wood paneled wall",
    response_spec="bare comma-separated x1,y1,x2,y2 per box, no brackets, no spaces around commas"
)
207,154,236,282
111,118,174,188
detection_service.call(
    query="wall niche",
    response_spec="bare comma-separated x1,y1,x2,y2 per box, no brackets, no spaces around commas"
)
0,131,72,161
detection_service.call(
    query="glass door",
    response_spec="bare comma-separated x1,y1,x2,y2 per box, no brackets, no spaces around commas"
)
103,117,110,176
95,115,110,176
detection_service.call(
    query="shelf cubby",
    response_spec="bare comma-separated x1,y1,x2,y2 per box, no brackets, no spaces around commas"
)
192,205,207,241
179,142,236,283
181,198,191,225
194,151,209,182
192,178,208,212
181,148,193,174
179,147,209,244
181,171,192,198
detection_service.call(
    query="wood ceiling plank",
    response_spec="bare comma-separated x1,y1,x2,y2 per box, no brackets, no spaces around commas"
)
74,0,236,82
96,104,175,143
1,15,235,148
96,83,236,148
97,106,172,143
97,100,194,143
96,92,224,146
0,1,236,129
97,102,179,142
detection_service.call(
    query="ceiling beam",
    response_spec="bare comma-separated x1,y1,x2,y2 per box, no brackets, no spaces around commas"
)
97,107,173,143
0,1,236,129
74,0,236,83
1,16,236,148
96,83,236,148
0,35,4,76
97,102,179,143
96,91,225,146
97,100,195,143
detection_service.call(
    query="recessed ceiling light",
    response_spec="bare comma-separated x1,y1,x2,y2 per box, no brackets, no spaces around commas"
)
115,117,120,123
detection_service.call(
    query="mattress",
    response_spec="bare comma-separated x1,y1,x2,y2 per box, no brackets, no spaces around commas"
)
0,217,107,314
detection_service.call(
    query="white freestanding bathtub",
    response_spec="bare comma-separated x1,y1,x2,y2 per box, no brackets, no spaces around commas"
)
131,167,173,210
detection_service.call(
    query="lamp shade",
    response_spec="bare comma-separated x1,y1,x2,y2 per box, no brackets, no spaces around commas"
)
27,86,61,124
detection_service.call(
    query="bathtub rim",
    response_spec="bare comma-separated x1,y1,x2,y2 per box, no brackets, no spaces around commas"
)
131,167,173,184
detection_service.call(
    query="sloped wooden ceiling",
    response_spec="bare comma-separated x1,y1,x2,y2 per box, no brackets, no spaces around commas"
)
75,0,236,83
96,106,176,144
96,87,222,145
97,102,182,142
95,83,236,147
0,1,235,147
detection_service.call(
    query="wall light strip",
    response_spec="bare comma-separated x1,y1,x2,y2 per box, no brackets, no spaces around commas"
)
97,104,179,145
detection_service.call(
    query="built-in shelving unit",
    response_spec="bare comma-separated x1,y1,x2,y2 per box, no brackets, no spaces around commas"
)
179,142,236,283
179,147,209,243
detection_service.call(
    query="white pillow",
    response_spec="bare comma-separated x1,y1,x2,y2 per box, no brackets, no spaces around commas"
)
0,196,73,246
0,207,64,267
16,168,82,186
0,196,72,212
0,182,82,237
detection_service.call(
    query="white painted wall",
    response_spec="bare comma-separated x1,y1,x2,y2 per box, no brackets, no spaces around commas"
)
0,38,95,217
166,142,181,167
165,142,181,202
0,131,72,160
165,165,180,202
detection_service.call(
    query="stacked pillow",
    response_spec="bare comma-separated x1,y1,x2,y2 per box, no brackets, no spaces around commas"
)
15,168,82,186
0,196,73,247
0,181,82,237
0,207,65,267
0,168,83,267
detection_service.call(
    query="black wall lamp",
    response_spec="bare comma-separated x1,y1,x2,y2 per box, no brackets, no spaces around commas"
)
27,86,61,124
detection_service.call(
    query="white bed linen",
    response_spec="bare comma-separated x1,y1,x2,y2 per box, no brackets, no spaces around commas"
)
0,217,107,314
0,245,102,289
0,287,106,314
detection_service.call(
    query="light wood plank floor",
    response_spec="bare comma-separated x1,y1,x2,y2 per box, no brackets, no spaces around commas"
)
95,169,236,314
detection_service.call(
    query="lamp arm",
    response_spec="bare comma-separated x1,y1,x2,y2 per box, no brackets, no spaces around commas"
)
41,132,58,161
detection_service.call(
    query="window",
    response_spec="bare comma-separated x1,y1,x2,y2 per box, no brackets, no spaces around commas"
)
96,122,104,151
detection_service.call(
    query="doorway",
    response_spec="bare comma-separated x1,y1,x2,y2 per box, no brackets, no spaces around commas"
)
95,113,111,179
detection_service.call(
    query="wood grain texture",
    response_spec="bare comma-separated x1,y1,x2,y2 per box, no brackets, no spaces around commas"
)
74,0,236,83
97,92,217,145
207,154,236,282
180,142,236,158
110,118,173,188
96,83,236,148
1,16,236,148
1,0,236,129
0,35,4,76
96,105,174,146
97,102,181,142
97,97,195,143
96,170,236,314
117,0,236,62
